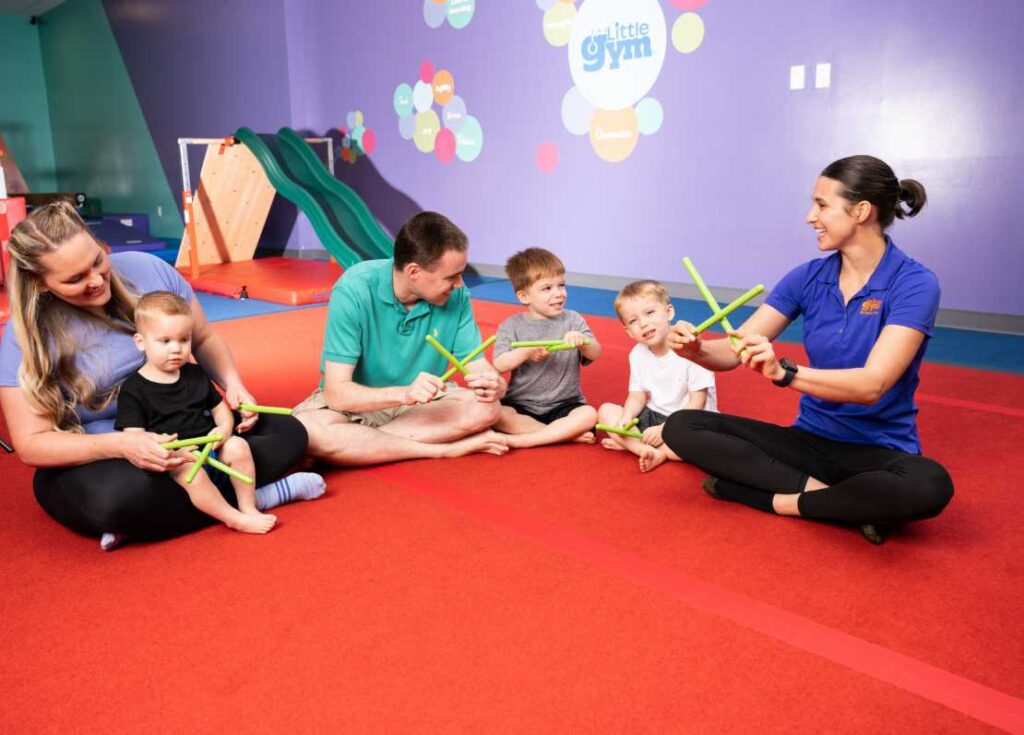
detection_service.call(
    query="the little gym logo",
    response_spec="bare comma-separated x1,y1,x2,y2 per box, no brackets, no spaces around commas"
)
569,0,666,111
535,0,708,167
581,21,654,73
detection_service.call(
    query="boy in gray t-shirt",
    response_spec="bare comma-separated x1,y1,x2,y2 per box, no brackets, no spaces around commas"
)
493,248,602,448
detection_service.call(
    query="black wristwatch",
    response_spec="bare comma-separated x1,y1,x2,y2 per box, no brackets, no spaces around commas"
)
773,358,798,387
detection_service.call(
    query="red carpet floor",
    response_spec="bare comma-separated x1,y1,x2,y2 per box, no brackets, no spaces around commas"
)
2,301,1022,733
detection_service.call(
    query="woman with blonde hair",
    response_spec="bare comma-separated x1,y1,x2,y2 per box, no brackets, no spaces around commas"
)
0,202,322,549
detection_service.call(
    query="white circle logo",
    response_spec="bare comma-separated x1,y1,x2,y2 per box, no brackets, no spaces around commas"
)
568,0,667,110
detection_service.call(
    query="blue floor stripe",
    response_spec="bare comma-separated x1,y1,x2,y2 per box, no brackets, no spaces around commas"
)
463,274,1024,375
195,271,1023,375
196,292,324,322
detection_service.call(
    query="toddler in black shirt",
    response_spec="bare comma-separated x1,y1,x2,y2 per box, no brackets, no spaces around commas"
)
115,291,276,533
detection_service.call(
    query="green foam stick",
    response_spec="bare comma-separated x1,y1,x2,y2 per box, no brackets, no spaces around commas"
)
683,257,741,347
192,450,253,484
509,340,565,348
440,335,497,382
185,440,214,484
544,338,593,353
425,335,470,377
239,403,293,415
162,434,222,450
692,284,765,335
624,418,639,429
596,423,644,439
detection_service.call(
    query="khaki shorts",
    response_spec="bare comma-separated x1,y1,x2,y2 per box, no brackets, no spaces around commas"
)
293,387,416,429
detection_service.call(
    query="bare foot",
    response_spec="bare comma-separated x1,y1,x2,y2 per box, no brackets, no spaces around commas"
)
442,430,510,458
574,431,596,444
601,438,625,451
228,511,277,534
639,446,667,473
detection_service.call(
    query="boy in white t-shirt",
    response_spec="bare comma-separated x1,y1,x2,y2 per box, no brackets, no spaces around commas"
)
597,280,717,472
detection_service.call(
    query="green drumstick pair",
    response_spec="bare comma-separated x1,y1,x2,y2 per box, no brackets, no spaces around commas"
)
160,433,253,484
162,434,222,450
682,257,764,348
595,417,643,440
510,338,592,352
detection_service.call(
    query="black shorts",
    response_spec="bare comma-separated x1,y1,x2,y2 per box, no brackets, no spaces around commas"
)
636,406,669,431
502,398,588,425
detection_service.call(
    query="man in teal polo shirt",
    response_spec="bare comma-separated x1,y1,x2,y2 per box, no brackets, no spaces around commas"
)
296,212,509,464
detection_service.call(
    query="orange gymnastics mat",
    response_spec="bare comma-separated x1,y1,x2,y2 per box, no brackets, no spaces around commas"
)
1,301,1023,732
180,256,343,305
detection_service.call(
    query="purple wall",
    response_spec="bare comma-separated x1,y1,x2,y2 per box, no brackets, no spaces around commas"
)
104,0,1024,316
280,0,1024,316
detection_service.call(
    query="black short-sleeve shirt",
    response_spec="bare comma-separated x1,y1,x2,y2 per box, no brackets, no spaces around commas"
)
114,363,223,438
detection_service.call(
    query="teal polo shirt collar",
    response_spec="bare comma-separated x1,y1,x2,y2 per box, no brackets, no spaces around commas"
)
373,258,431,334
814,236,908,296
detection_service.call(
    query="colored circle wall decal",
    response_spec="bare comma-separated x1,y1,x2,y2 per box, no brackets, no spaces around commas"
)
589,107,639,163
561,85,594,136
669,0,707,9
361,129,377,155
432,70,455,106
419,61,435,83
423,0,447,28
635,97,663,134
393,84,413,117
447,0,474,29
455,115,483,162
414,109,441,153
442,96,467,131
398,113,417,140
542,2,576,47
435,128,456,163
413,80,434,113
672,12,705,54
536,142,559,173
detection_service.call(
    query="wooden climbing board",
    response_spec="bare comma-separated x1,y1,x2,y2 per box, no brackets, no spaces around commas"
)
176,141,275,268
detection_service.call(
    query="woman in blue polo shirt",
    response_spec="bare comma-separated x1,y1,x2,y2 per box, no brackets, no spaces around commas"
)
662,155,953,544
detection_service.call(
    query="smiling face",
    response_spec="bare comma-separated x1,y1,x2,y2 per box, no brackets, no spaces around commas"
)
134,313,194,374
36,230,112,313
517,272,567,319
408,248,468,306
618,294,675,349
805,176,867,252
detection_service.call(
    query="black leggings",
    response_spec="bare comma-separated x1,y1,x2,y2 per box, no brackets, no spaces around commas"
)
662,410,954,525
33,414,308,541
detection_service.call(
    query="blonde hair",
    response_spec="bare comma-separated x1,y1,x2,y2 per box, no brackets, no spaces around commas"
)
505,247,565,293
614,279,671,321
6,201,140,431
135,290,192,331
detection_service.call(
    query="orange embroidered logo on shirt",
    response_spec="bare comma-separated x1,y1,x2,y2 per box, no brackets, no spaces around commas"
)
860,298,882,315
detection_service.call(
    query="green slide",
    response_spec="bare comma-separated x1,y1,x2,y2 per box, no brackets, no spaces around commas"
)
234,127,392,268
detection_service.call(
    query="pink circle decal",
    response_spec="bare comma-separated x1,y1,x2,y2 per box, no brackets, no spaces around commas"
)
670,0,707,8
535,142,559,173
419,60,435,83
435,128,456,163
361,129,377,155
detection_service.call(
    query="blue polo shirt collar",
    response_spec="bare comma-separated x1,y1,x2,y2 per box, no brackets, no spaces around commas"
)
863,237,907,292
814,236,907,293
